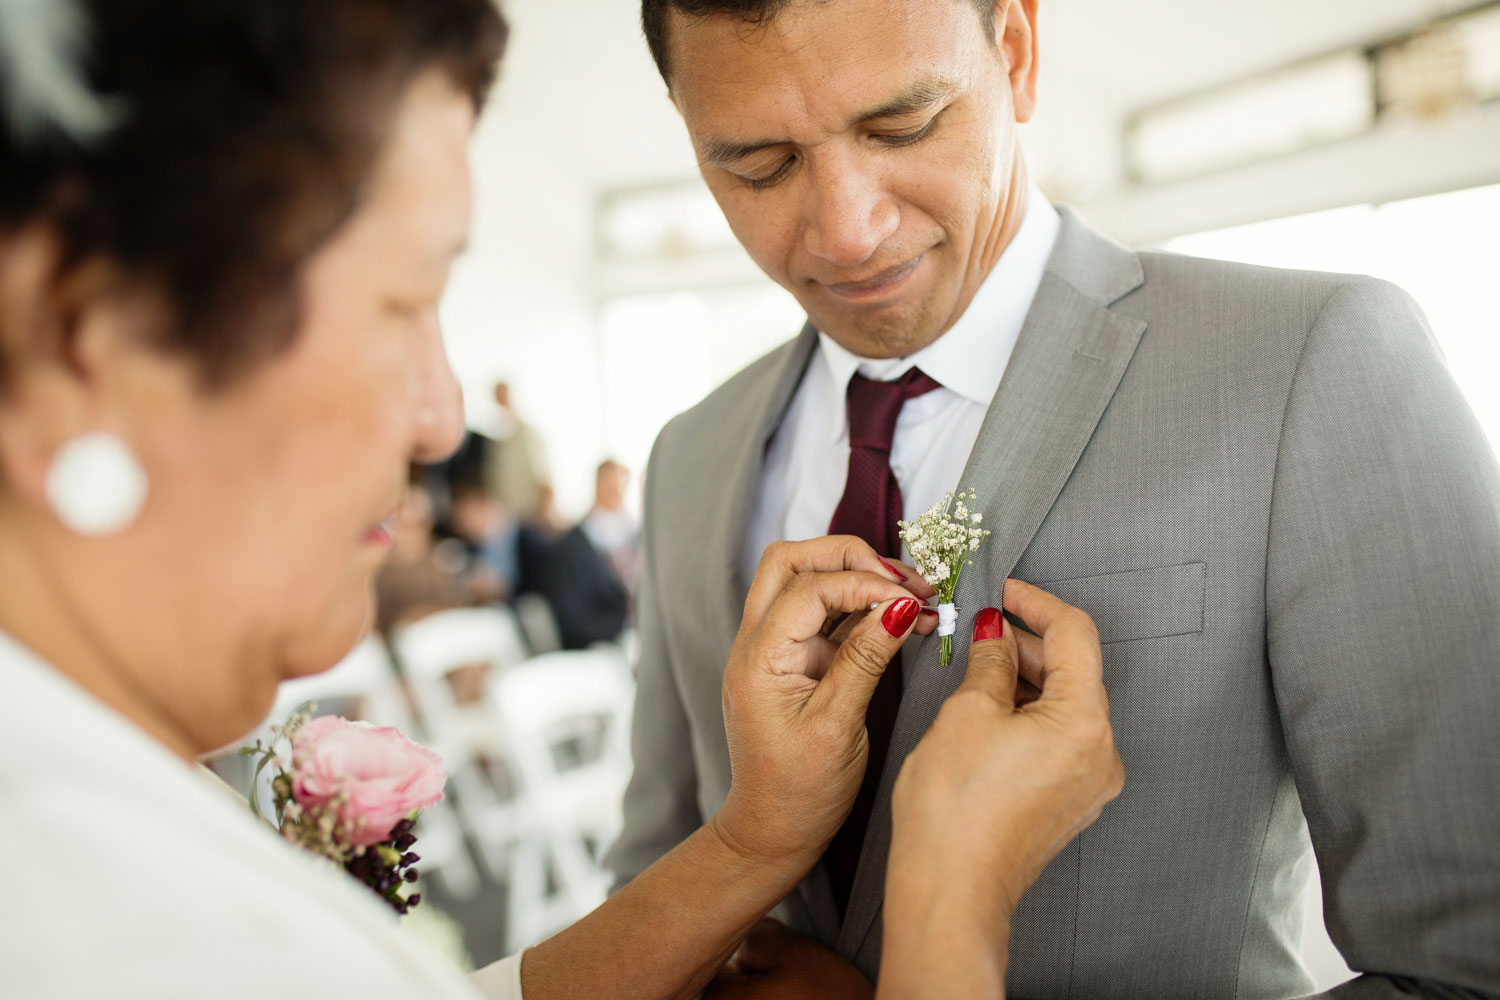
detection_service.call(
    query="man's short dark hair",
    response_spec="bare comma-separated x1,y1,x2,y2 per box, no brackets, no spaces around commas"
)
641,0,998,84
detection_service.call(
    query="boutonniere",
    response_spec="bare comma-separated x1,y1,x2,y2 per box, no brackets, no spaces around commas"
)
899,488,993,666
241,710,447,915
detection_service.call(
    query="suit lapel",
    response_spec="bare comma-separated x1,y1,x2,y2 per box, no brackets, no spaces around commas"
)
701,324,852,941
837,210,1149,960
707,325,820,648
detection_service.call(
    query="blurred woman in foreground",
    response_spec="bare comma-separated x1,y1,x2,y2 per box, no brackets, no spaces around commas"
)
0,2,1121,998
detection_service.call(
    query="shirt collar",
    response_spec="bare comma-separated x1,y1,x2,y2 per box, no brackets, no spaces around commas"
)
816,183,1060,443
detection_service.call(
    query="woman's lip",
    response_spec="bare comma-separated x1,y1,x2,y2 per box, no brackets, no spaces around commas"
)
363,510,399,546
824,254,923,299
363,523,394,546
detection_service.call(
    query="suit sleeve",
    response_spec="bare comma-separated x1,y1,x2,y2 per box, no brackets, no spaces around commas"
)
1264,277,1500,997
601,438,705,891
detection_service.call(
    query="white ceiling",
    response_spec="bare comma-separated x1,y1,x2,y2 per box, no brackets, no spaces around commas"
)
481,0,1483,194
1042,0,1477,113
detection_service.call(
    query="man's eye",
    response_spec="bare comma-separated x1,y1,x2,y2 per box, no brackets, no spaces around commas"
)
745,155,797,191
876,117,939,148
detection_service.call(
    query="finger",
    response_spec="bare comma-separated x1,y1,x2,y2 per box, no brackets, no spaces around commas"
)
827,608,868,646
1012,626,1045,689
756,571,919,665
1015,675,1043,708
915,606,940,635
1002,578,1105,700
833,604,938,645
801,634,839,682
956,606,1020,711
744,537,910,628
810,594,922,723
879,558,937,600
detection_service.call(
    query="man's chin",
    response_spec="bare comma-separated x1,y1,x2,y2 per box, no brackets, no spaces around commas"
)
811,305,948,360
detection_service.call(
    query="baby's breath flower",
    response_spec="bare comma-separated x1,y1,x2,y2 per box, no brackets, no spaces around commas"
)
897,488,993,666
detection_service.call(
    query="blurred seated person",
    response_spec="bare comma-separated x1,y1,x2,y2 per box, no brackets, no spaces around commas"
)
484,381,550,523
536,521,630,651
375,481,481,636
514,481,567,593
579,459,640,596
518,468,633,651
434,479,516,603
382,481,507,704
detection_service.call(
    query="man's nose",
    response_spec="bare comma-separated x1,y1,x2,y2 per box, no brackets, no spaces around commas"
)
411,312,466,464
802,153,899,269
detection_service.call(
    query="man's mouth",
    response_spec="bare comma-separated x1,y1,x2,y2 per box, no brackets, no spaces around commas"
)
824,254,924,299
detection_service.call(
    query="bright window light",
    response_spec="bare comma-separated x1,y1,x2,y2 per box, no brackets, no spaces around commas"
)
1129,52,1374,184
597,284,805,478
599,184,737,260
1166,182,1500,453
1456,3,1500,100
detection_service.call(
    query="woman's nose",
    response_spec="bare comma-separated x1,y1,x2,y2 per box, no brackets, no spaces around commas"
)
411,313,466,464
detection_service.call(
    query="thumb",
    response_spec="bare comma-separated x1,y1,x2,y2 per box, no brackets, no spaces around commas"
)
957,607,1020,711
812,596,921,724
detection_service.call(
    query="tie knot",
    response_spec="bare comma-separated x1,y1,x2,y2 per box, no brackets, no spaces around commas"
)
845,367,942,454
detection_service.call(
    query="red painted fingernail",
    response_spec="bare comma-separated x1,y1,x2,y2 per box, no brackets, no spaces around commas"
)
882,597,920,637
919,607,939,618
973,608,1004,642
878,558,908,582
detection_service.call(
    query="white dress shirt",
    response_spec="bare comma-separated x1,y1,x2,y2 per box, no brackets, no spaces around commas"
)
742,187,1060,576
0,627,523,1000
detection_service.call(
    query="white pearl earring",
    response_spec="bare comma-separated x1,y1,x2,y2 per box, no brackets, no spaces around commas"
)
44,431,148,536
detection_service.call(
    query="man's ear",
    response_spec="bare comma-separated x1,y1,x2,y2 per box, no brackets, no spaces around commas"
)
0,226,154,509
996,0,1040,123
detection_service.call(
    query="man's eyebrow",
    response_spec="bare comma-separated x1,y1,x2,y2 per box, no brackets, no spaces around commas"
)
698,78,957,166
856,78,954,122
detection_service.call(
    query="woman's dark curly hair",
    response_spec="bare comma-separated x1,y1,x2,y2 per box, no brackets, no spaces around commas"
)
0,0,508,387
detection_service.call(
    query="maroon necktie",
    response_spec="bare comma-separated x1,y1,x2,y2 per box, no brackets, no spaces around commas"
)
824,366,942,914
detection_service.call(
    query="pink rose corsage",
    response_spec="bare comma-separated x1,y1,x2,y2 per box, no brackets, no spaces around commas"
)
242,709,446,915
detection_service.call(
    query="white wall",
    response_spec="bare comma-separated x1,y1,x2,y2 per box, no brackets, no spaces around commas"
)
440,0,696,518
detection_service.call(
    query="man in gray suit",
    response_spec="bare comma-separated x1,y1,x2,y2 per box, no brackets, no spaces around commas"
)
604,0,1500,996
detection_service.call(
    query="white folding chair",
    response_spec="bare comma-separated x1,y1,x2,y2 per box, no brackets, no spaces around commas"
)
266,635,482,899
390,605,533,884
512,592,563,655
487,647,636,951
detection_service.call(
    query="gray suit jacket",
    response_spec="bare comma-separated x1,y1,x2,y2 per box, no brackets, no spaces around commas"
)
603,210,1500,998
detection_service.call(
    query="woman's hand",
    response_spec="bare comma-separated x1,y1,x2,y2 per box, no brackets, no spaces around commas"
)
521,536,932,1000
714,536,935,866
879,578,1124,999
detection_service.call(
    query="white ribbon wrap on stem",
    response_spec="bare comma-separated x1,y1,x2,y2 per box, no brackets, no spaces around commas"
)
936,602,958,638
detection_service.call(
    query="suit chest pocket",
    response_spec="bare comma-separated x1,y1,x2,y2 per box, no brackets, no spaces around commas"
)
1036,562,1206,645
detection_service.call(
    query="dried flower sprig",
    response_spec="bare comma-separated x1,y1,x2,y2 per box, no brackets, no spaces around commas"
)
898,488,992,666
240,708,445,916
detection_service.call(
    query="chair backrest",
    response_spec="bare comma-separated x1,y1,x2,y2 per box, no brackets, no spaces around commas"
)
512,592,563,656
491,648,635,767
490,647,637,948
391,605,529,681
271,634,407,726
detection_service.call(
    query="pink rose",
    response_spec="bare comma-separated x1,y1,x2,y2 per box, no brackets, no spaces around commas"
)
290,716,446,847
